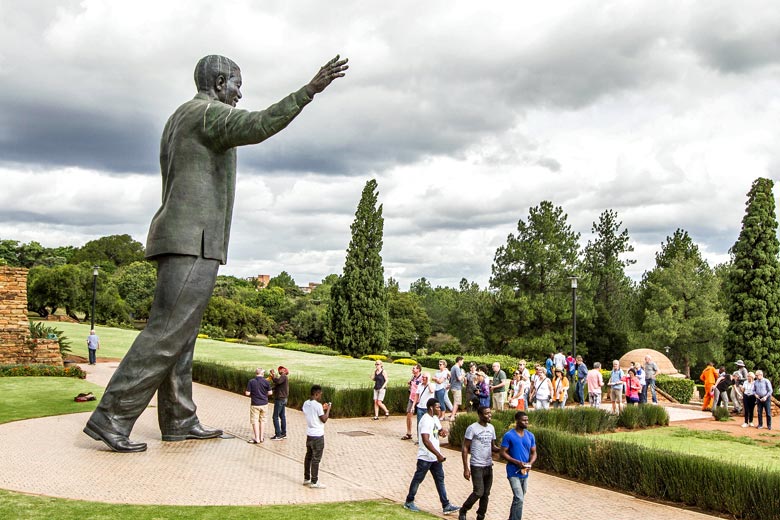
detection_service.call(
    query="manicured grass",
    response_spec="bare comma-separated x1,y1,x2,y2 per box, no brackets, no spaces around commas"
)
0,491,435,520
50,322,418,388
603,426,780,471
0,377,104,424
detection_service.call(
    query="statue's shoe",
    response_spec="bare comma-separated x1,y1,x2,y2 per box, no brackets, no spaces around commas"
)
161,423,223,442
84,422,147,453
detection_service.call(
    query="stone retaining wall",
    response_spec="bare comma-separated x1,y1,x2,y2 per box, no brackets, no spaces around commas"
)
0,267,63,366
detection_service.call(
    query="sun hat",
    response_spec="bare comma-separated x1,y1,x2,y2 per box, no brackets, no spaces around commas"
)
735,360,746,367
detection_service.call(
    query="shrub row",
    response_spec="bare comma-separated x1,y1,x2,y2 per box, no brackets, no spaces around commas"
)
191,360,410,418
656,375,695,403
448,405,669,448
264,342,340,357
0,364,86,378
534,427,780,520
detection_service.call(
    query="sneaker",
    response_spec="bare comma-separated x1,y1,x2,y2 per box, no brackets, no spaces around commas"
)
303,479,311,486
757,426,764,429
742,423,748,428
269,435,279,440
442,504,460,515
403,502,420,512
272,435,285,441
309,482,326,489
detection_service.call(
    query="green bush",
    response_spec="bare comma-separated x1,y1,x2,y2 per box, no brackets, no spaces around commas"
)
265,342,340,356
713,406,731,422
656,374,695,403
532,428,780,520
0,364,86,378
191,360,410,418
199,324,226,340
390,351,412,359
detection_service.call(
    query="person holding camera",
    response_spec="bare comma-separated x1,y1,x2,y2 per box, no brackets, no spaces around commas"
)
302,385,330,488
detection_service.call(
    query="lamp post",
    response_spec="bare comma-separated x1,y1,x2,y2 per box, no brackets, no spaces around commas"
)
90,266,99,330
568,276,578,359
414,334,419,352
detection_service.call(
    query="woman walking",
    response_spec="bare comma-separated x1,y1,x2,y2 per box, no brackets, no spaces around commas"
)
742,372,756,428
551,369,569,408
371,360,390,420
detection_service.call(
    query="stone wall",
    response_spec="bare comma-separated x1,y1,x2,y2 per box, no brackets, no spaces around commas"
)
0,267,63,366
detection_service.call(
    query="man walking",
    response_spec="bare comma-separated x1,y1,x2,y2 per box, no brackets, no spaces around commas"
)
403,398,460,515
643,355,659,404
270,366,289,440
754,370,773,430
450,356,466,421
245,368,271,444
500,412,537,520
86,330,100,365
700,361,718,411
459,406,499,520
303,385,331,488
83,54,348,453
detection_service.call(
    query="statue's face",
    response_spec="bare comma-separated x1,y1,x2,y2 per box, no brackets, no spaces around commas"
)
218,69,243,107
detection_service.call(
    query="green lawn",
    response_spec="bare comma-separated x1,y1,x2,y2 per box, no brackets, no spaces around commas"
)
50,322,418,389
0,491,434,520
603,426,780,471
0,377,105,424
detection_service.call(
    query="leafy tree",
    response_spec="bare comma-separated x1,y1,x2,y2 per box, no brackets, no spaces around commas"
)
201,296,273,339
16,241,45,268
113,261,157,320
326,179,389,356
291,306,327,344
580,210,636,364
638,233,726,377
0,239,20,266
69,234,145,268
268,271,302,297
387,284,431,351
725,177,780,382
489,200,581,350
27,264,89,319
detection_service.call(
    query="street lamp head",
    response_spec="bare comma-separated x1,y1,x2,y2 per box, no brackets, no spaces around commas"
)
568,276,578,289
92,266,100,276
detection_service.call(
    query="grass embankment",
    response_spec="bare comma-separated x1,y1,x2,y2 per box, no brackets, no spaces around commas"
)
0,491,434,520
0,377,104,424
49,322,415,388
603,426,780,471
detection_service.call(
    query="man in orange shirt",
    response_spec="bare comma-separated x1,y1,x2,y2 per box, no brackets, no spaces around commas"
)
700,361,718,411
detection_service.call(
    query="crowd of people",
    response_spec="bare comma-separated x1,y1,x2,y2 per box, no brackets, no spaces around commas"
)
700,360,774,430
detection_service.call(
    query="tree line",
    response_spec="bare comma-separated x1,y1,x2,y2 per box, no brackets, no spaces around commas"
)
3,177,778,383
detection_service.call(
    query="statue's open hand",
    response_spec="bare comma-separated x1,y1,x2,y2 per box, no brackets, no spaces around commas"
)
306,55,349,96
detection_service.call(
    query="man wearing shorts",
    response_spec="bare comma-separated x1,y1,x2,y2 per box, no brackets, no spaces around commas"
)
245,368,271,443
608,360,624,413
449,356,465,421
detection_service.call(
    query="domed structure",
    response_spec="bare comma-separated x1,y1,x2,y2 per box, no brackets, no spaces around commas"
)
618,348,678,375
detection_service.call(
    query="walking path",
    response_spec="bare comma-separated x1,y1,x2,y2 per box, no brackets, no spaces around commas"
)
0,363,719,519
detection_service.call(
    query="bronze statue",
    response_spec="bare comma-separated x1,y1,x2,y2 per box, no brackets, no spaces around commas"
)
84,54,348,452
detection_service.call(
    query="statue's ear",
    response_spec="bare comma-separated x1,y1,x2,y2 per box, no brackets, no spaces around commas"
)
215,74,226,92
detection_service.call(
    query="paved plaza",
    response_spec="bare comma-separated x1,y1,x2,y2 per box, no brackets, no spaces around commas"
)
0,363,719,519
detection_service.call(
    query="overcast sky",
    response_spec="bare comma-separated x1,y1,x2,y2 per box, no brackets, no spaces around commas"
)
3,1,780,289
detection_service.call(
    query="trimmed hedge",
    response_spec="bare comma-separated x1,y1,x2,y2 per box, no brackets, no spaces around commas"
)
264,342,340,356
191,360,410,418
393,358,418,366
0,364,86,378
448,405,668,448
534,427,780,520
656,375,696,403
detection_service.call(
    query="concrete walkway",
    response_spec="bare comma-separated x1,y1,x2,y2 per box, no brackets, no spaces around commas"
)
0,363,719,519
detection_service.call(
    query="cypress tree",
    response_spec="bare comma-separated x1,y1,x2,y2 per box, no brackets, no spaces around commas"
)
725,177,780,383
326,179,388,356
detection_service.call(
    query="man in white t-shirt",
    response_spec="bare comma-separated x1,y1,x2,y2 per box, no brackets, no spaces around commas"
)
403,398,460,516
302,385,330,489
460,406,499,520
553,349,566,372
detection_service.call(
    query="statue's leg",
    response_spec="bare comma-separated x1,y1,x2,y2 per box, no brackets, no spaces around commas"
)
87,254,218,438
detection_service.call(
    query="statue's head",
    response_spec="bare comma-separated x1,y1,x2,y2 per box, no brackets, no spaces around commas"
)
194,55,242,107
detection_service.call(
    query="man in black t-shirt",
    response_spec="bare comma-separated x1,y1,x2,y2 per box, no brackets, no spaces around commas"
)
245,368,271,443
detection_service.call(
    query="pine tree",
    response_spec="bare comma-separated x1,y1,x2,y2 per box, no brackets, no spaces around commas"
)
326,179,388,356
725,177,780,382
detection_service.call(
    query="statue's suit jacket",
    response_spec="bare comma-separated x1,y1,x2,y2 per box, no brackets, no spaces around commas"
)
145,88,312,263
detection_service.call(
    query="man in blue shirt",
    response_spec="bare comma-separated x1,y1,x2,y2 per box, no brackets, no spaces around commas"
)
754,370,774,430
500,411,537,520
86,330,100,365
575,355,588,406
